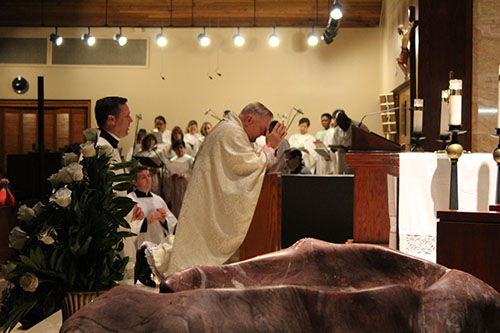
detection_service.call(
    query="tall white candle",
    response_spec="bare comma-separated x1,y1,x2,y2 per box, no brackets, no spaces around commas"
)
440,90,450,135
449,79,462,126
497,66,500,128
413,98,424,134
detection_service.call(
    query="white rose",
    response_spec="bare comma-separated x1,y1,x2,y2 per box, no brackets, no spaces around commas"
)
48,172,62,188
58,167,73,184
81,141,96,158
66,162,83,182
63,152,80,166
83,128,99,142
33,202,45,216
20,273,39,292
98,144,113,157
9,226,28,250
17,205,36,222
50,187,72,208
1,261,16,277
38,229,57,245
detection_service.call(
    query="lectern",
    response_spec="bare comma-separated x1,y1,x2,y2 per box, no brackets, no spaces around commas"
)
346,126,401,244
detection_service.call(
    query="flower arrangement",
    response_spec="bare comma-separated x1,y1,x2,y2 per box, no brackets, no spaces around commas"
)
0,129,137,331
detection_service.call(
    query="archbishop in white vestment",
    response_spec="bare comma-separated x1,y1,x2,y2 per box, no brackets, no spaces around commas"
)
148,105,286,279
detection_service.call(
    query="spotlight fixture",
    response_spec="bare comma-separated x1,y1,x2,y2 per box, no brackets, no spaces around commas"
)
233,27,245,47
81,27,96,46
268,27,280,47
198,27,210,47
330,1,343,20
49,27,63,46
321,17,340,44
307,27,319,46
156,27,168,47
113,27,127,46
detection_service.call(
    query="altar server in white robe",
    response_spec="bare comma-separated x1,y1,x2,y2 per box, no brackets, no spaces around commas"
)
94,96,144,274
145,102,286,280
168,139,195,218
331,110,369,174
152,115,172,156
315,113,335,175
288,117,317,174
184,120,203,157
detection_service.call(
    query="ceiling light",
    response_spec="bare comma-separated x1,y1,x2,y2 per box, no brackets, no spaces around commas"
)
198,27,210,47
330,1,343,20
233,27,245,47
156,27,168,47
81,27,96,46
269,27,279,47
322,14,341,44
307,28,318,46
113,27,127,46
49,27,63,46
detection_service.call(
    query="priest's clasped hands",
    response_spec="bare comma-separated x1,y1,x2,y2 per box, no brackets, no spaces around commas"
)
266,121,287,149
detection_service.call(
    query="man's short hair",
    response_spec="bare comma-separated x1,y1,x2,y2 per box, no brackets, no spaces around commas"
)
299,117,310,127
155,116,166,124
321,113,333,120
240,102,273,119
95,96,128,129
285,148,302,161
172,139,186,150
130,165,149,176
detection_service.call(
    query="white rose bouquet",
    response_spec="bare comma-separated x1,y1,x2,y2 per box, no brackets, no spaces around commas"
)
0,130,138,331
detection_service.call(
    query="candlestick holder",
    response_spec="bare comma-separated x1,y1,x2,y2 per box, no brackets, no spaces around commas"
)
410,133,426,152
435,133,451,152
491,128,500,204
446,125,466,210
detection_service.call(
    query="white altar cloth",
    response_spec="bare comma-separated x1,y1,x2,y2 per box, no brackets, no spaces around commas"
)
398,152,497,262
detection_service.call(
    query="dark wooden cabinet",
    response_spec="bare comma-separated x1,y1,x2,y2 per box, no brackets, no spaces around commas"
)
437,210,500,292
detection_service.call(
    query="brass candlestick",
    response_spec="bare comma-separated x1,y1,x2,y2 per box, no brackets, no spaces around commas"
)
446,125,465,210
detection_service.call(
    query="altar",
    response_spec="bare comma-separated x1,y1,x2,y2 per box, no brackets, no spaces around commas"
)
398,152,497,262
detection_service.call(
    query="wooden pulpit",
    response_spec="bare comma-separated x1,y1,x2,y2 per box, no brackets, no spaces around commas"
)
346,126,401,244
239,174,281,260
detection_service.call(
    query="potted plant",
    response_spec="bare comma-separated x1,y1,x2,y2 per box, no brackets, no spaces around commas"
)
0,129,137,331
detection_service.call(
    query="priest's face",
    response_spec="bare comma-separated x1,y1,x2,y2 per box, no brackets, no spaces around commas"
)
243,113,272,142
113,104,133,138
133,169,152,193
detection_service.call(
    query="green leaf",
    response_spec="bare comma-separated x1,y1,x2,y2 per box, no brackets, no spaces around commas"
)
111,173,136,182
20,255,39,270
112,182,132,192
77,237,92,256
110,160,138,170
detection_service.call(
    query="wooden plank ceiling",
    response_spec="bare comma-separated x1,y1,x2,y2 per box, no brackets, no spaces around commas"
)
0,0,382,28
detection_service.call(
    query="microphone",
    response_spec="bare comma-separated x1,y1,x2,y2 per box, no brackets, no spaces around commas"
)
358,107,400,127
136,114,143,120
292,107,304,114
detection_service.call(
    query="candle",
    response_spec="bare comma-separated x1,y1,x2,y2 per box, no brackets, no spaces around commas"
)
497,66,500,128
440,90,450,135
413,98,424,134
449,79,462,126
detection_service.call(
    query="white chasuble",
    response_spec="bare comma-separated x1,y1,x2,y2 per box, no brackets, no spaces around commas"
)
150,112,268,278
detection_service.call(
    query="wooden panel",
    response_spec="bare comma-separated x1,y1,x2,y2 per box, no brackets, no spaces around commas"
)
43,0,107,26
0,0,42,26
346,152,399,243
437,211,500,292
4,113,20,155
44,113,56,151
21,113,37,153
240,174,281,260
0,0,381,28
71,109,88,144
56,112,70,151
419,0,472,151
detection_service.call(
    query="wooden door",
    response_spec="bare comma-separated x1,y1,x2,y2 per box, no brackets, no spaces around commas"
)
0,100,91,174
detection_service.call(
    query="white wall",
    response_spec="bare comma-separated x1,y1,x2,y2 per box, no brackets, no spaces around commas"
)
0,26,381,152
